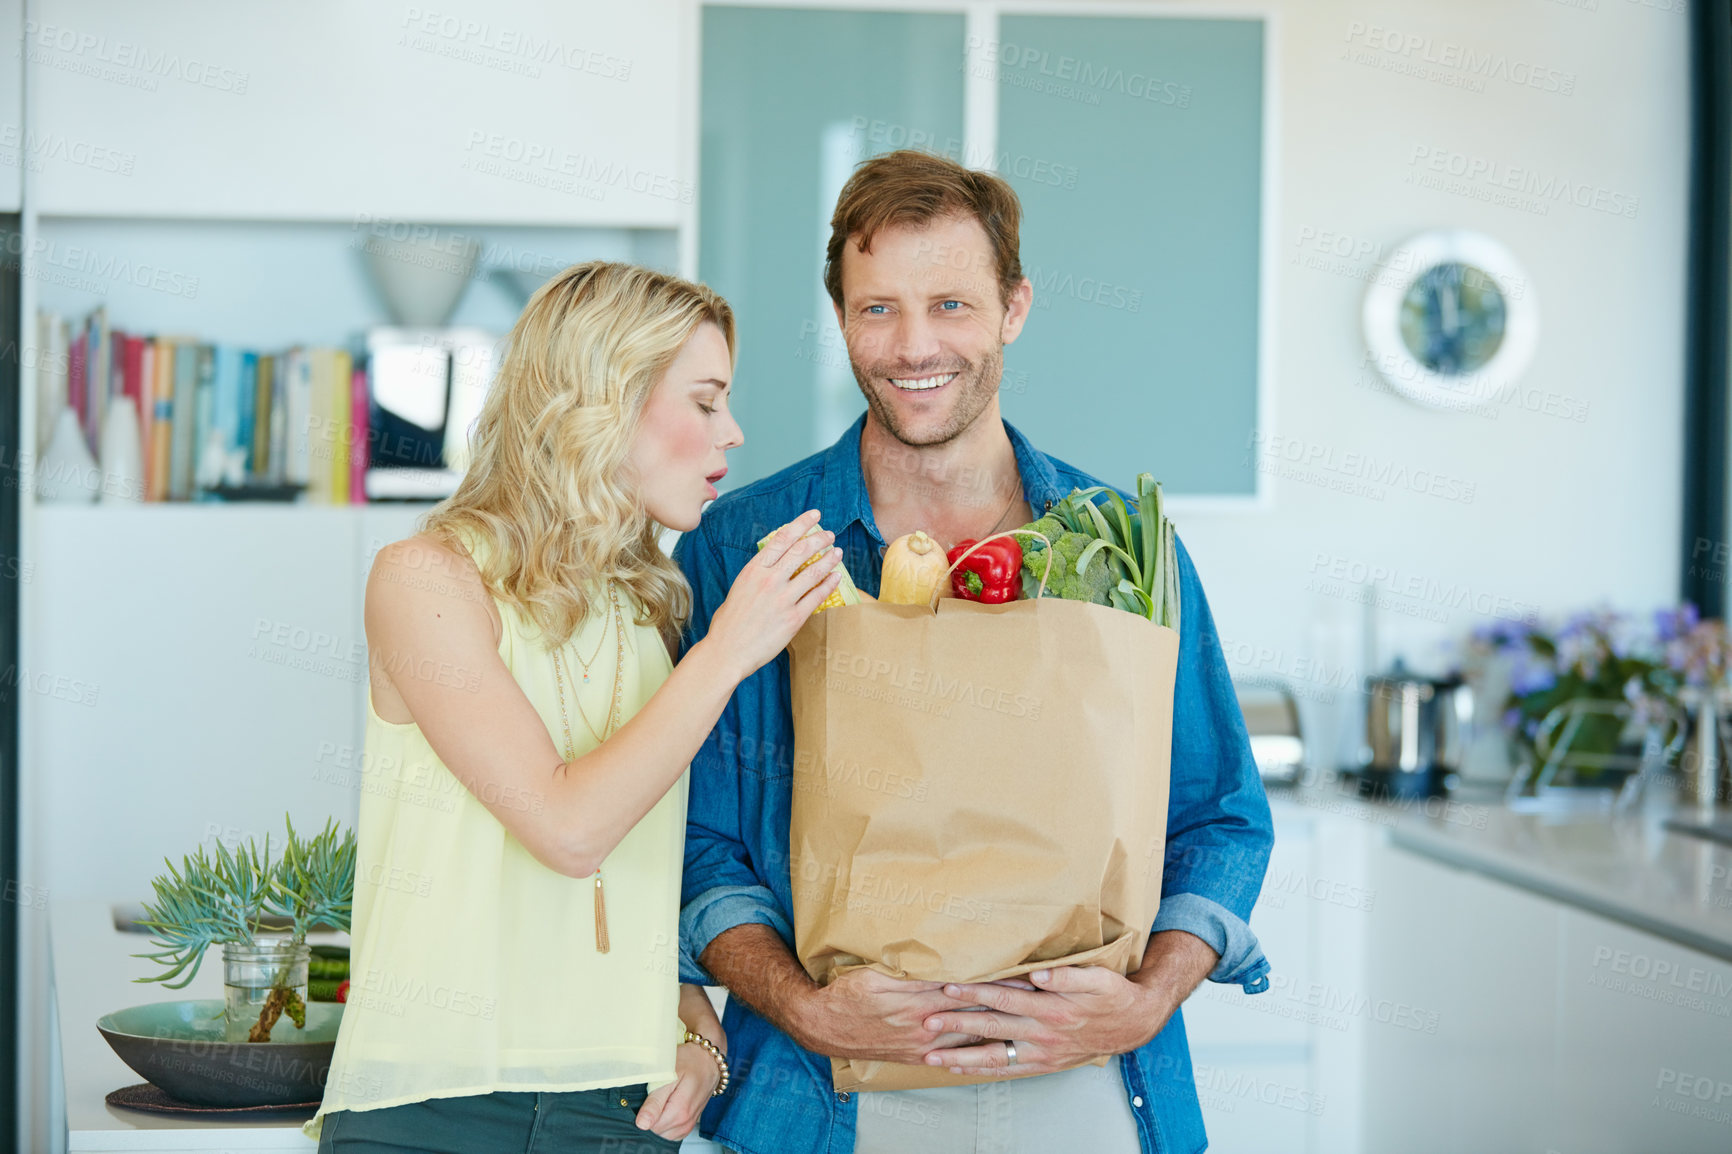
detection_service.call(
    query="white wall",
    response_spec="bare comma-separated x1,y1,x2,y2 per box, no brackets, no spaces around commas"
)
1168,0,1689,771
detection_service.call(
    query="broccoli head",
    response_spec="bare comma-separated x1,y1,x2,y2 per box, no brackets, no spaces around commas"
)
1017,516,1118,604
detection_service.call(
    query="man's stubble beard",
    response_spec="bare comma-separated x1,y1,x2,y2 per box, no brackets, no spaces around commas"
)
848,342,1005,449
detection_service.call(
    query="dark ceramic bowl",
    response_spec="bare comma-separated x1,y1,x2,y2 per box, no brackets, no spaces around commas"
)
97,999,342,1107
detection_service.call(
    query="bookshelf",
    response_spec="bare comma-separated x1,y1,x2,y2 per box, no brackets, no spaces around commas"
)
13,4,701,1146
27,216,679,507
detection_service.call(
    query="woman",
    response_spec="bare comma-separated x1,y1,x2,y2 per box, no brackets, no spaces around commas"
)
305,261,845,1151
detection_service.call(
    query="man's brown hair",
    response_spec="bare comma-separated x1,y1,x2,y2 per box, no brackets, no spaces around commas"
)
823,149,1025,309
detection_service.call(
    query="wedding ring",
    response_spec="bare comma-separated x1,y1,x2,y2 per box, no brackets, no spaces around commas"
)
1004,1040,1019,1067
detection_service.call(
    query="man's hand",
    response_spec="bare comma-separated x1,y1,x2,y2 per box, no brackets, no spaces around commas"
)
796,966,984,1063
920,931,1220,1076
918,966,1162,1076
699,925,980,1065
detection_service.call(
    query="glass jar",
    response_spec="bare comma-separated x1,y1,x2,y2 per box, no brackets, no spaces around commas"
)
221,938,310,1042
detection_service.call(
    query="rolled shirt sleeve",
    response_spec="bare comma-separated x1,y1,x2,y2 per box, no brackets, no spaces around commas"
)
1153,892,1270,993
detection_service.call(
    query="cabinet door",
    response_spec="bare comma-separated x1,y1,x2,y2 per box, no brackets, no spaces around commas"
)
1363,844,1560,1154
1550,909,1732,1154
31,506,364,898
994,14,1264,497
698,5,965,487
28,0,686,224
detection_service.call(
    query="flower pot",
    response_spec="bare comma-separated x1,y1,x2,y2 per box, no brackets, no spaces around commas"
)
222,938,310,1043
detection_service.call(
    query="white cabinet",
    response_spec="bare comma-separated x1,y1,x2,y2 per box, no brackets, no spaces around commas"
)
1551,910,1732,1154
30,503,429,902
1362,840,1560,1154
27,0,688,224
1365,842,1732,1154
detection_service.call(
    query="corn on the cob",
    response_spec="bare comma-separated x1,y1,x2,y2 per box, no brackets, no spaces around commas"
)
756,522,861,613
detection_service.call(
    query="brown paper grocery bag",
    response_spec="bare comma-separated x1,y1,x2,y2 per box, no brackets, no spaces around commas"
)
786,594,1178,1092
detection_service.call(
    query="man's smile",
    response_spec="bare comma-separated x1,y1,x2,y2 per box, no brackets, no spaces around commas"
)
887,372,958,392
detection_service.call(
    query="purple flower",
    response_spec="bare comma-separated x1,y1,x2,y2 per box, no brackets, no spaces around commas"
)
1656,604,1701,644
1508,653,1558,696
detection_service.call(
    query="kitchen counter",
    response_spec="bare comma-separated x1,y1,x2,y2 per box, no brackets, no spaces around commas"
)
50,899,346,1152
1269,774,1732,965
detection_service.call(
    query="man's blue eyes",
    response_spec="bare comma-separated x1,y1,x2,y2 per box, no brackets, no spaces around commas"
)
864,302,963,314
939,300,961,310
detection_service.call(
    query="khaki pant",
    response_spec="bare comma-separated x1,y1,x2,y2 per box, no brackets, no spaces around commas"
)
851,1057,1141,1154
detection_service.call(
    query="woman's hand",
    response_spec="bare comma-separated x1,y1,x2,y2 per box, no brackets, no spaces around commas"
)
702,508,844,681
634,1041,721,1140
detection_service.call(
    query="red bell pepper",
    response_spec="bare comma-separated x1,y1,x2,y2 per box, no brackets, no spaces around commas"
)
946,537,1023,604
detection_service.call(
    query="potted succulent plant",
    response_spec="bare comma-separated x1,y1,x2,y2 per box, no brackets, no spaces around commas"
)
134,816,355,1043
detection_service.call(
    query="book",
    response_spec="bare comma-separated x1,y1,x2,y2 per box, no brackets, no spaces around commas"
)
285,348,311,490
153,337,176,499
268,353,288,485
87,309,109,455
169,341,198,501
330,349,352,505
137,339,154,502
253,354,274,479
192,345,218,498
236,351,258,483
349,360,369,504
208,346,240,489
67,334,86,456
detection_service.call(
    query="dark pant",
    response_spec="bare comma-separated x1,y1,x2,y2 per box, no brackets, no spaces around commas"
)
317,1085,683,1154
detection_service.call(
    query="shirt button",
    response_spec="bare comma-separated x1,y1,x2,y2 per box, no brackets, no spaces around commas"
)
1132,1095,1144,1109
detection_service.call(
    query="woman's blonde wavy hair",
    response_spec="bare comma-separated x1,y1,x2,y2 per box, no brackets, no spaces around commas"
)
419,260,736,649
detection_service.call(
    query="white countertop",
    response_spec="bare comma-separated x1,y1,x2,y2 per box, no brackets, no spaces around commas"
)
51,899,347,1151
1270,776,1732,963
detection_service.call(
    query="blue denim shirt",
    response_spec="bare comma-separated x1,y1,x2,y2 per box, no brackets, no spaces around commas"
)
673,414,1274,1154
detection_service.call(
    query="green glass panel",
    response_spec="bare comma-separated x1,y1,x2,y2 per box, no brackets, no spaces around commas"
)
996,15,1263,495
700,6,966,487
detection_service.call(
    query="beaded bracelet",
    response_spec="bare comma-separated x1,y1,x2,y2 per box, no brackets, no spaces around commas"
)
682,1029,730,1096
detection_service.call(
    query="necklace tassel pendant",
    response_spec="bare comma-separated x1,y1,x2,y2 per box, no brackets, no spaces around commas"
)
593,871,611,954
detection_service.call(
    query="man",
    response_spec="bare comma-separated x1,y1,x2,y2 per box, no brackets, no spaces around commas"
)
673,149,1273,1154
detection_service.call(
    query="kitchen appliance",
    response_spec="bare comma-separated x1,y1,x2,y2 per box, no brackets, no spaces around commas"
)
1350,660,1473,799
1235,679,1306,785
363,326,498,500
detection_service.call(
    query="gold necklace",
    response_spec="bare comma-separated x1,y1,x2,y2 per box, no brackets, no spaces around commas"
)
550,582,625,954
558,585,625,745
567,591,613,685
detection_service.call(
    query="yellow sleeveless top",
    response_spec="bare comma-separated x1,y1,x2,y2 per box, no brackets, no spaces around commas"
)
305,531,688,1140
